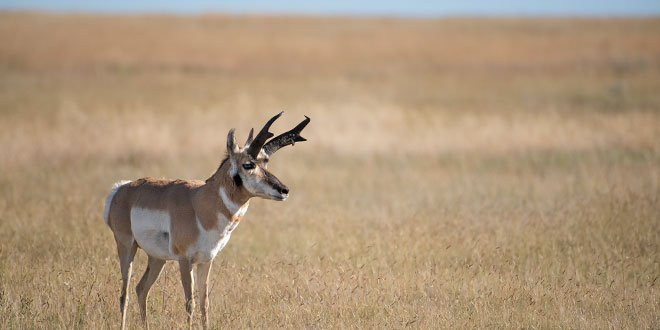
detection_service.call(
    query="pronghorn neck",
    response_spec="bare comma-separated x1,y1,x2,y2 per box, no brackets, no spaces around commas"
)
220,187,249,220
206,157,251,222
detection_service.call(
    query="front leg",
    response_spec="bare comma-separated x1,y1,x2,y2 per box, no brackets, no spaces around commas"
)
196,261,213,330
178,258,195,329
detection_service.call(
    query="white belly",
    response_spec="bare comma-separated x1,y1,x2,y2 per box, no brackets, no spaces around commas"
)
131,207,177,260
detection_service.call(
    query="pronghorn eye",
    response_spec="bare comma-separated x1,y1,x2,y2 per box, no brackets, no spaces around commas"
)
242,163,256,170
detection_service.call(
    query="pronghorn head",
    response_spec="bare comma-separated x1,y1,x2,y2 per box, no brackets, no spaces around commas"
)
225,112,310,201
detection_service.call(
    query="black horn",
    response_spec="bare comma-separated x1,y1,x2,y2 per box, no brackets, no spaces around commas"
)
247,112,282,158
263,115,310,156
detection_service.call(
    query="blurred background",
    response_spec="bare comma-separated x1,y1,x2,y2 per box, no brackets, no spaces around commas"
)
0,1,659,329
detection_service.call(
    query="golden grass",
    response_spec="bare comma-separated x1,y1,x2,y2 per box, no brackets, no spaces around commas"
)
0,12,659,329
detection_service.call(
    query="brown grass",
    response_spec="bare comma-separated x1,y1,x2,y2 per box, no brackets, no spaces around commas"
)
0,12,659,329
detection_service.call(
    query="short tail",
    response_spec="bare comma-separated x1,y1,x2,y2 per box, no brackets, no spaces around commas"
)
104,180,131,226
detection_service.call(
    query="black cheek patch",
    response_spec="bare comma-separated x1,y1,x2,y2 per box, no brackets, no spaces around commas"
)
233,173,243,187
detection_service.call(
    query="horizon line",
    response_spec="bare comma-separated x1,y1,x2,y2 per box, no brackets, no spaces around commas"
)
2,8,660,19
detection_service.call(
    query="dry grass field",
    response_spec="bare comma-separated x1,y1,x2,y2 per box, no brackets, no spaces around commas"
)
1,12,660,329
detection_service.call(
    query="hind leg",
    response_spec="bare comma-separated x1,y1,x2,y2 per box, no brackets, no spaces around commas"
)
136,256,166,330
116,237,138,330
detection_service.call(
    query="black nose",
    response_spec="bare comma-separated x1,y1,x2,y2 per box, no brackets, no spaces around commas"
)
280,187,289,195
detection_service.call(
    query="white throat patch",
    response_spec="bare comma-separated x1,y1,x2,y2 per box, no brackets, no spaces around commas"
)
219,187,249,220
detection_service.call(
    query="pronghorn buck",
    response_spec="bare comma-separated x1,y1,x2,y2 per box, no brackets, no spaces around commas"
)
103,112,309,330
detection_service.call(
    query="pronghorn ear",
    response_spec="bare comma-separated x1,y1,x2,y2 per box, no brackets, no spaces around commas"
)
244,128,254,148
226,129,240,155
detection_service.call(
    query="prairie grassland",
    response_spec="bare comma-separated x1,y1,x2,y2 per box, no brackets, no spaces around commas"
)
0,12,659,329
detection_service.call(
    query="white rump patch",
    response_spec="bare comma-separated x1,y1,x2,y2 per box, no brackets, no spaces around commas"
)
103,180,131,226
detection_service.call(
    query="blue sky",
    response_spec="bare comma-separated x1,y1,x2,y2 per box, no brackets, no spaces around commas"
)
1,0,659,16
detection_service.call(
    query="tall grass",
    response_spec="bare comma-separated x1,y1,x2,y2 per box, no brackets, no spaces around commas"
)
0,12,659,329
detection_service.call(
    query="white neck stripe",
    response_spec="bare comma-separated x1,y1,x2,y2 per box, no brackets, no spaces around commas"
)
219,186,249,220
219,187,239,214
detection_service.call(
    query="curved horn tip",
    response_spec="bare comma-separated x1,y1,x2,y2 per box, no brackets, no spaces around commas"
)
247,112,283,158
264,111,283,127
